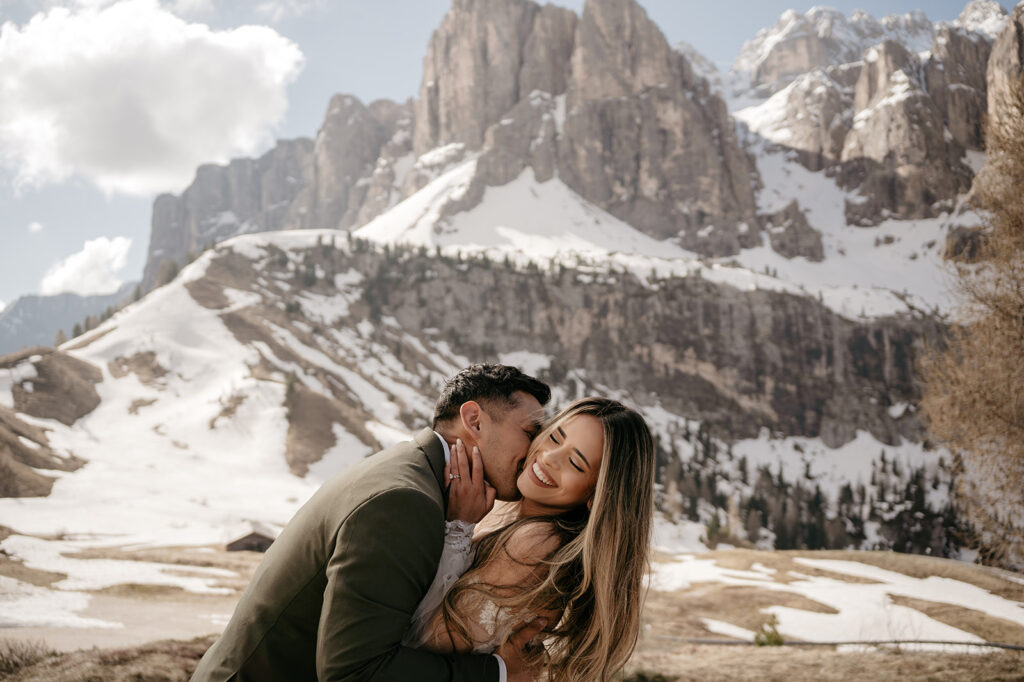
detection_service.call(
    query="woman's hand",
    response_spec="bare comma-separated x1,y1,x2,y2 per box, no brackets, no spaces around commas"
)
445,438,496,523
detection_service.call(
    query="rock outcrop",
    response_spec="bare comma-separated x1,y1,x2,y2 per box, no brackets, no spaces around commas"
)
421,0,761,254
311,95,396,232
739,7,1001,227
414,0,538,155
3,348,103,427
742,64,860,171
987,3,1024,130
732,7,934,97
555,0,759,254
926,24,996,150
0,402,84,497
840,41,973,224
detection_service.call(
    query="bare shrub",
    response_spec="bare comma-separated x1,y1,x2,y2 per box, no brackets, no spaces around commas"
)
921,75,1024,570
0,639,56,675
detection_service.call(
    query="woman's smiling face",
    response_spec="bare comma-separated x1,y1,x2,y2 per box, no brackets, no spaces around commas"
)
517,414,604,516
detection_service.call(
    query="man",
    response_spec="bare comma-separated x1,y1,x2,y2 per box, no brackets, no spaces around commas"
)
191,364,551,681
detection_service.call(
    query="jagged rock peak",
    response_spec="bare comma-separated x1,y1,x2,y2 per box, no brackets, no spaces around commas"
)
986,2,1024,130
556,0,758,253
141,136,315,290
412,0,576,155
570,0,687,100
312,93,396,231
953,0,1010,40
732,5,935,95
674,41,721,82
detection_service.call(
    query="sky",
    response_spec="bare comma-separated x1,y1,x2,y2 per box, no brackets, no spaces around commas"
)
0,0,1016,311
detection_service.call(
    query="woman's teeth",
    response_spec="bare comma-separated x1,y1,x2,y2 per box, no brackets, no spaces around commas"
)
533,462,555,487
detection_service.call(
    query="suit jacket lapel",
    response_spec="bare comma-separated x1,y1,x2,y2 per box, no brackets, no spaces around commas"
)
414,427,447,496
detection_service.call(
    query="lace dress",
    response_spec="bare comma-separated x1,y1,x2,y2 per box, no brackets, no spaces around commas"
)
403,520,531,654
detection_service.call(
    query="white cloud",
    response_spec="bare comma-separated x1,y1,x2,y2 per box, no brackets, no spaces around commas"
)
166,0,214,15
0,300,6,313
0,0,304,196
28,221,44,233
254,0,324,22
40,236,132,296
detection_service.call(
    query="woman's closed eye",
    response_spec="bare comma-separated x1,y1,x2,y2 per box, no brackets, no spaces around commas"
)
550,431,585,472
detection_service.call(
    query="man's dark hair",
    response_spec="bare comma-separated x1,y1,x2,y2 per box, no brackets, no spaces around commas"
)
432,364,551,428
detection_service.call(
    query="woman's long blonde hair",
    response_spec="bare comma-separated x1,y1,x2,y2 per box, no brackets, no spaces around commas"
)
441,397,655,681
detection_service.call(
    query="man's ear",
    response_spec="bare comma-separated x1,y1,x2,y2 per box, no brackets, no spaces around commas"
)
459,401,483,435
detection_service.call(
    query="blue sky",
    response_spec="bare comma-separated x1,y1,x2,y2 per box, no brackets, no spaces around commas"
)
0,0,1015,309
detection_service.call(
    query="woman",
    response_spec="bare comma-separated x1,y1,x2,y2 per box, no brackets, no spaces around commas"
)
406,397,655,681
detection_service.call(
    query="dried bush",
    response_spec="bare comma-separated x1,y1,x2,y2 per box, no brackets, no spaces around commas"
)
0,639,56,676
921,75,1024,570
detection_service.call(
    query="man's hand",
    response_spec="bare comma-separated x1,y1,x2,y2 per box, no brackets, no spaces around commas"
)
496,617,547,682
445,438,496,523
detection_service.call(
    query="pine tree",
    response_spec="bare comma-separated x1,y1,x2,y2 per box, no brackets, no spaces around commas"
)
54,329,67,346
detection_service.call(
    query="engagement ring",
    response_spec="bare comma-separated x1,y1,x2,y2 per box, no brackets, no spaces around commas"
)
449,473,461,480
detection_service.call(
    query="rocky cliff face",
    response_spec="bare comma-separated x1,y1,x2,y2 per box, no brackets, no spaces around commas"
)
141,0,762,280
140,0,1017,281
413,0,569,156
735,2,1006,226
359,250,937,448
412,0,760,254
142,138,315,290
731,6,935,97
839,40,974,224
142,95,411,290
987,3,1024,129
557,0,759,253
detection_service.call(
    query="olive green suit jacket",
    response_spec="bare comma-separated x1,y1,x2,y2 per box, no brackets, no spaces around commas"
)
191,428,499,681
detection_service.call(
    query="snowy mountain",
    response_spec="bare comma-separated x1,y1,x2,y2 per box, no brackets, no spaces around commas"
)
1,208,955,559
6,0,1024,570
0,282,137,355
728,2,1008,99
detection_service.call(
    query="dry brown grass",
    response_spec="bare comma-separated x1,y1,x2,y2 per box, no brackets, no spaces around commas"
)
0,552,66,587
625,644,1024,681
128,398,158,415
0,639,56,676
70,545,263,595
63,326,116,350
692,549,882,585
3,635,215,682
107,351,168,386
888,594,1024,647
806,550,1024,602
643,582,836,641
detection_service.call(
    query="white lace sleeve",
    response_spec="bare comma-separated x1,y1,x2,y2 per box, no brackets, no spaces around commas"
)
403,520,476,648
